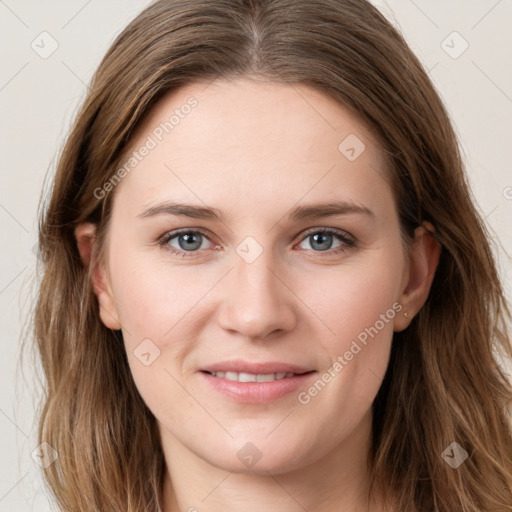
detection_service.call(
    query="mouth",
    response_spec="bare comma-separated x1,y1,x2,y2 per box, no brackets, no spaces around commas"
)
199,361,316,403
202,370,312,382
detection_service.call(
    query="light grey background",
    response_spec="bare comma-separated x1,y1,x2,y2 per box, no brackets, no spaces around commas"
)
1,1,511,510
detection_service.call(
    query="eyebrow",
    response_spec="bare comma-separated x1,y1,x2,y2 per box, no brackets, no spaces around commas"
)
137,200,375,222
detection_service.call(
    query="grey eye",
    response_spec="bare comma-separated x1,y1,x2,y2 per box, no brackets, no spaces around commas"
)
169,232,209,251
299,232,343,252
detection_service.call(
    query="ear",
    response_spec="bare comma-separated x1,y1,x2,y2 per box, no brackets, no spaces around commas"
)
394,222,441,332
74,222,122,330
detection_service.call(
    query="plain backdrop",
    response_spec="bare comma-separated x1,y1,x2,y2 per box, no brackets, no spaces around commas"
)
1,1,511,510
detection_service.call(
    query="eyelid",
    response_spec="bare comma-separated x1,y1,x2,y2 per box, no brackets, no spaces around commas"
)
294,226,355,244
159,227,219,248
164,227,214,239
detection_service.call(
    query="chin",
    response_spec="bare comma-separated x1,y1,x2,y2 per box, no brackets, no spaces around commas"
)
201,436,317,476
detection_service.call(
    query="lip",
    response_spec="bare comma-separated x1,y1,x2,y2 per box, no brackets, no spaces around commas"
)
200,359,313,375
199,359,316,404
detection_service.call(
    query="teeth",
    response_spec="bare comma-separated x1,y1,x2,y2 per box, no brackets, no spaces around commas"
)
209,371,296,382
240,372,257,382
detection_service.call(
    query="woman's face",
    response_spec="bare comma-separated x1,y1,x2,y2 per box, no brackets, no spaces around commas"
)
91,78,419,474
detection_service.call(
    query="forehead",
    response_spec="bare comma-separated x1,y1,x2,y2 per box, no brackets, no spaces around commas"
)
112,78,391,216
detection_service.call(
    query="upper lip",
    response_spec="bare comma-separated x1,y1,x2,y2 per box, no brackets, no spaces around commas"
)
200,359,314,375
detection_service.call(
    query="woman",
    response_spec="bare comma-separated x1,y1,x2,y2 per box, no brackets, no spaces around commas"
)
31,0,512,510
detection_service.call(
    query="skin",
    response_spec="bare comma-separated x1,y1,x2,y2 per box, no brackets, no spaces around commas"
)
76,77,440,512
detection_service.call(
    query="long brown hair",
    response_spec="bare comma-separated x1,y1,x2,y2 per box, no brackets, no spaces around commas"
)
27,0,512,510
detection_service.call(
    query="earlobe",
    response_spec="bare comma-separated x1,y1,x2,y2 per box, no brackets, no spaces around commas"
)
394,222,441,332
74,222,122,330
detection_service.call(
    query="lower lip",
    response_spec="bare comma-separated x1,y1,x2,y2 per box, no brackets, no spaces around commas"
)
199,371,316,403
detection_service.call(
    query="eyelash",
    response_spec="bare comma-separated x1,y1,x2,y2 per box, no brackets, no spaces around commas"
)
157,227,356,259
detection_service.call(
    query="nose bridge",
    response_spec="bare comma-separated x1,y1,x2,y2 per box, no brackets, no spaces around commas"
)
217,237,296,339
235,245,276,298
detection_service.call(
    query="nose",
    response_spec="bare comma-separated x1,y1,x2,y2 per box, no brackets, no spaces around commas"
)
216,247,297,341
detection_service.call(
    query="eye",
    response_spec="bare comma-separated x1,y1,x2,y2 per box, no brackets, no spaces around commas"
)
158,229,218,258
296,228,355,254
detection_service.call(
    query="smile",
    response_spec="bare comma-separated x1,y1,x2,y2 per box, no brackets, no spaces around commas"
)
205,371,298,382
200,369,316,403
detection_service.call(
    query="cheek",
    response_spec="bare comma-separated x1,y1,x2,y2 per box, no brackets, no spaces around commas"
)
108,244,206,340
292,249,403,415
297,249,403,350
107,250,204,418
107,247,218,402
